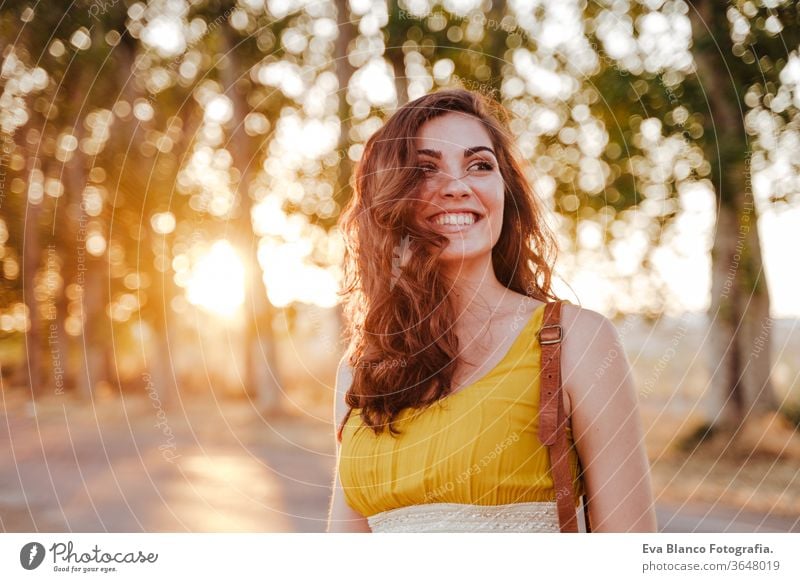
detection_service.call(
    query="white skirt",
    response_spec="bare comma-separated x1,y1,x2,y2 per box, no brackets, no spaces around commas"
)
367,501,561,533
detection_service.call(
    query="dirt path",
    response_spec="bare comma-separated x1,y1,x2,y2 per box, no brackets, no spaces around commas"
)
656,501,799,533
0,395,333,532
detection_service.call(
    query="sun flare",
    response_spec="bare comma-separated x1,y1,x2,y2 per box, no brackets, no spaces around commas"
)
185,241,245,318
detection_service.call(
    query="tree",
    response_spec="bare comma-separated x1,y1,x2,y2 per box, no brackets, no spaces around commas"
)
683,0,799,443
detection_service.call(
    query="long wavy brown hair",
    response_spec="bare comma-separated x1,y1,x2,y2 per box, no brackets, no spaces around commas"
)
336,88,558,440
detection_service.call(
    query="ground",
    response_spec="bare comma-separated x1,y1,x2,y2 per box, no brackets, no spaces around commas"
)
0,391,797,533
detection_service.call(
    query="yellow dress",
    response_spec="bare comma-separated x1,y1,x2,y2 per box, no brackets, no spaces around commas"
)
338,301,585,532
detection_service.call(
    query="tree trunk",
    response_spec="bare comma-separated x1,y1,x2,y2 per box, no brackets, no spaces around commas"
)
384,5,407,109
689,1,776,437
332,0,359,354
66,146,111,401
147,268,180,411
52,274,73,394
39,159,71,399
485,0,506,92
59,167,82,397
334,0,358,209
388,48,407,108
221,26,283,415
707,168,775,430
244,257,281,413
56,118,87,396
77,256,111,399
22,170,42,401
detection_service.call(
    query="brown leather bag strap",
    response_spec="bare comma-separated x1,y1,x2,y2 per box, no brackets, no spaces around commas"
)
538,300,590,533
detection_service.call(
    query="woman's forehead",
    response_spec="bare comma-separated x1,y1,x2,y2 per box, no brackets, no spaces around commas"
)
415,112,494,151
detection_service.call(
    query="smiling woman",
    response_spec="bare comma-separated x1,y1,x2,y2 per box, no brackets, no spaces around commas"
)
327,89,656,533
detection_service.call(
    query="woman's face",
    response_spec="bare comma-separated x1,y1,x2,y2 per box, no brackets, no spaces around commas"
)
414,112,505,267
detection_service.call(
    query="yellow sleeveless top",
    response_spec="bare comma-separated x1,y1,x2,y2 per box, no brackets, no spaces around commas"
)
339,302,585,517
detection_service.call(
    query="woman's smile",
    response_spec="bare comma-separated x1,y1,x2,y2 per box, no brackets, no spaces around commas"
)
427,211,485,232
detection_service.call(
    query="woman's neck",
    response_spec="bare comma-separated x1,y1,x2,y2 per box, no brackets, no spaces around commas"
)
442,270,514,318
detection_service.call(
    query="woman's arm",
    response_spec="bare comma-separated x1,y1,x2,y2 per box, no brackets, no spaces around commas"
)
561,305,658,533
326,355,372,533
328,468,372,532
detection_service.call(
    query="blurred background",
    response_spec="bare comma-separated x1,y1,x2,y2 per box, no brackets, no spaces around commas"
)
0,0,798,532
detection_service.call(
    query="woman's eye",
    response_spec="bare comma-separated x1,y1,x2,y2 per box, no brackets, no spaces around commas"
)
471,161,494,172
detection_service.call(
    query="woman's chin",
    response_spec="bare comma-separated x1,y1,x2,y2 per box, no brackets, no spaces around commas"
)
437,247,493,268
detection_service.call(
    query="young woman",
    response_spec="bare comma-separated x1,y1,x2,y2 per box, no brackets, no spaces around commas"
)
326,89,656,533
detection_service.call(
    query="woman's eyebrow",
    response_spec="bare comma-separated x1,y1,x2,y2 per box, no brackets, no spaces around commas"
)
465,146,496,158
416,146,497,159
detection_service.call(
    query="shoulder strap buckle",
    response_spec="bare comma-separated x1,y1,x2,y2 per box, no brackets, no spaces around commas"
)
538,324,563,345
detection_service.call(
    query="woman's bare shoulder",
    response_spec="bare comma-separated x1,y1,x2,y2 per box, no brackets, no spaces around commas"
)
559,303,625,403
560,302,615,340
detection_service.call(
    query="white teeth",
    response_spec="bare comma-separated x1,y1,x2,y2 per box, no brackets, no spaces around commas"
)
432,213,477,226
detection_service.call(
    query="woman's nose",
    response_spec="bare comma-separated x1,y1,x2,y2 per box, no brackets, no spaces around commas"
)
437,172,472,198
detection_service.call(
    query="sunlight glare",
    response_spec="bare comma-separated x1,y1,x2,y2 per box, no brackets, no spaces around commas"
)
141,16,186,58
258,239,339,308
186,241,245,318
